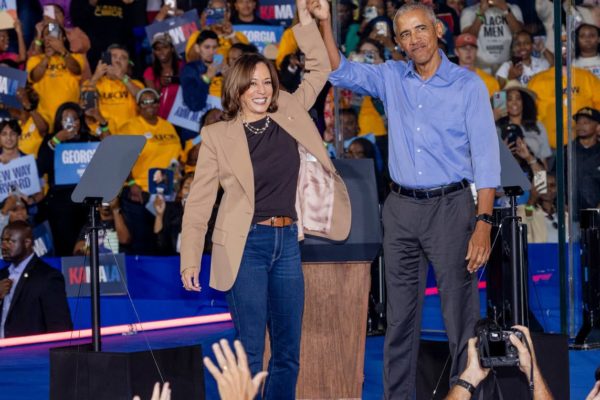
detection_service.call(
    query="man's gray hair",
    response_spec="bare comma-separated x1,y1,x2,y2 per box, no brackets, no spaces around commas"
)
392,3,438,35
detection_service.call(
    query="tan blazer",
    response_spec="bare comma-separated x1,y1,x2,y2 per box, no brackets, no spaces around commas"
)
180,21,352,292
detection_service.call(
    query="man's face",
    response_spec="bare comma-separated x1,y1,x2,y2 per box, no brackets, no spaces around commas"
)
195,39,219,64
234,0,256,18
455,45,477,66
395,9,442,65
575,116,599,139
341,113,359,139
138,92,159,120
110,48,130,75
1,228,30,263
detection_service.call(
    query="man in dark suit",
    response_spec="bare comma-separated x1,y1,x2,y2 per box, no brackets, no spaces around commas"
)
0,220,72,338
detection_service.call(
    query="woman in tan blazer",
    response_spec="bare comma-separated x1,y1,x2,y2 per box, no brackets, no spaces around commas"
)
179,0,351,397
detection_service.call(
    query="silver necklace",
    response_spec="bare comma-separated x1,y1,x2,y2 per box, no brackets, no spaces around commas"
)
243,115,271,135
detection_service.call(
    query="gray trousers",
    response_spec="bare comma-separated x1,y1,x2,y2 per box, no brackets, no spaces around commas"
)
382,187,480,400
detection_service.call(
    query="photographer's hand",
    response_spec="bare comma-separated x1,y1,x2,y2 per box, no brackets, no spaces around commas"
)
446,338,489,399
510,325,554,400
586,381,600,400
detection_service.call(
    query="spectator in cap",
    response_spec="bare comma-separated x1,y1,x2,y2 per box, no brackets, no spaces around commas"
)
144,33,183,119
574,23,600,79
231,0,271,25
559,107,600,211
116,88,181,255
86,44,144,132
495,30,550,88
495,81,552,167
460,0,524,74
455,32,499,97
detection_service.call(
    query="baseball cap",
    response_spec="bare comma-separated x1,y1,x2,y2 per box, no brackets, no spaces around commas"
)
135,88,160,104
152,32,173,47
455,33,478,48
574,107,600,123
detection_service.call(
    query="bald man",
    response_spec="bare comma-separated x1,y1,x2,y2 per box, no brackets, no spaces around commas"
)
0,220,72,338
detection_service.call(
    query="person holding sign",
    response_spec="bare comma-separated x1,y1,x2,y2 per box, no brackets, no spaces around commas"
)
0,18,25,65
36,102,99,256
117,88,181,255
200,0,250,61
180,0,351,397
26,23,85,128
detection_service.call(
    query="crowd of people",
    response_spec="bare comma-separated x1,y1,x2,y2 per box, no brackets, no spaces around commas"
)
0,0,595,258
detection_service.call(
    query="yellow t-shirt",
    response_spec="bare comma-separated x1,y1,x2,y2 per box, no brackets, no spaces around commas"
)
26,53,85,125
475,68,501,98
359,96,386,137
528,67,600,148
92,77,144,133
275,28,298,70
217,31,249,60
117,116,182,192
18,117,44,157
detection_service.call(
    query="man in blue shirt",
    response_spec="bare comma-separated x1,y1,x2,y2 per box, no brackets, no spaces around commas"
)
310,1,500,398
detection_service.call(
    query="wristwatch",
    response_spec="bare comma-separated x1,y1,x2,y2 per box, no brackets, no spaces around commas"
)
455,378,476,394
475,213,493,225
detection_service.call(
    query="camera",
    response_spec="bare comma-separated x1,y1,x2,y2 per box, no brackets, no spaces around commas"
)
475,318,524,368
501,123,524,147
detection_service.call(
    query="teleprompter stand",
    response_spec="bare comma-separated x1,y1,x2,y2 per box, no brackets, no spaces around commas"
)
50,136,205,400
486,137,542,329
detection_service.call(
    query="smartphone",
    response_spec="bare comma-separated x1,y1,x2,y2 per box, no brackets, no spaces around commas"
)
206,7,226,26
213,53,224,65
164,0,176,15
43,5,55,19
533,170,548,194
375,21,388,36
48,22,59,38
81,90,97,110
364,6,378,21
101,51,112,66
492,91,507,115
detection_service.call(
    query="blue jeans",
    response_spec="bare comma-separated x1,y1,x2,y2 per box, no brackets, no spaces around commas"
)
226,223,304,400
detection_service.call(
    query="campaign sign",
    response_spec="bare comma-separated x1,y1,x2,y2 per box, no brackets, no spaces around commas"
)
54,142,99,185
145,9,201,56
233,24,283,54
0,155,41,202
0,66,26,109
258,0,295,26
167,87,221,132
62,253,127,297
0,0,16,29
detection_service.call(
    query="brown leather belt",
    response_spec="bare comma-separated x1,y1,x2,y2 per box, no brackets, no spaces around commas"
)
257,216,294,227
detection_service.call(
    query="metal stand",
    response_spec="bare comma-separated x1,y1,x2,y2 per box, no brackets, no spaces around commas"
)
574,208,600,349
85,198,102,352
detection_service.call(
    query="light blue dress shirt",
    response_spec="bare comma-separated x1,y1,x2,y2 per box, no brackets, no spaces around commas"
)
329,50,501,190
0,253,35,338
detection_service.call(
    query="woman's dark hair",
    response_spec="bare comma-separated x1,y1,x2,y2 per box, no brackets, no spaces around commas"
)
230,42,259,55
151,41,179,88
357,37,385,61
575,23,600,58
222,53,279,121
349,138,377,159
0,119,22,137
362,15,393,39
496,88,540,135
51,102,92,138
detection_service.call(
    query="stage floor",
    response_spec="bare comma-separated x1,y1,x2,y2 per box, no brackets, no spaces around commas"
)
0,321,597,399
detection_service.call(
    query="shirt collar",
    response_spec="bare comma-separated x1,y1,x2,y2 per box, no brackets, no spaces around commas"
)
403,49,452,82
9,253,34,275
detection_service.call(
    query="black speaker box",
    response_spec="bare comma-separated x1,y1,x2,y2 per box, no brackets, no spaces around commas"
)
416,334,569,400
50,344,204,400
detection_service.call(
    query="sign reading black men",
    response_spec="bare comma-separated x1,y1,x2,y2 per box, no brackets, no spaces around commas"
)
145,9,201,56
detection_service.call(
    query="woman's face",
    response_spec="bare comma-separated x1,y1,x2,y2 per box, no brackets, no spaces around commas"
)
240,62,273,120
153,42,173,64
0,31,9,52
513,33,533,60
346,141,366,159
507,89,523,118
61,109,81,133
0,125,19,151
180,177,193,199
578,25,600,54
359,42,383,64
